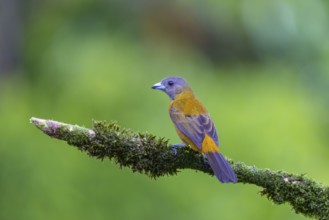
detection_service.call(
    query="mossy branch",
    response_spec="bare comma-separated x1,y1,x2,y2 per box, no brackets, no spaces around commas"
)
30,117,329,220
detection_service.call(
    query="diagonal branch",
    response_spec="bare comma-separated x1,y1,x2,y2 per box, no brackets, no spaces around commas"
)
30,117,329,220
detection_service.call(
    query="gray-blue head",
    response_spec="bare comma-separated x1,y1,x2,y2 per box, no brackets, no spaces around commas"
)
152,77,192,100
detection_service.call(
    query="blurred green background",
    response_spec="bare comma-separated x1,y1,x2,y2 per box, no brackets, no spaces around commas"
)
1,0,329,219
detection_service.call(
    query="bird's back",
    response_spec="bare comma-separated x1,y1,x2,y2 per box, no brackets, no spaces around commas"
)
169,90,219,151
169,91,208,115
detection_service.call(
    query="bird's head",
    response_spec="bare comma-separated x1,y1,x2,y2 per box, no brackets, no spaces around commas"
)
152,77,192,100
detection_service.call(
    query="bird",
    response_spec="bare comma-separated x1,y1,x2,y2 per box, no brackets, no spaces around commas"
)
152,76,237,183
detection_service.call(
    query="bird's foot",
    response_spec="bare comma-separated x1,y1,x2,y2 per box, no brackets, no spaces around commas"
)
202,154,210,166
172,143,186,155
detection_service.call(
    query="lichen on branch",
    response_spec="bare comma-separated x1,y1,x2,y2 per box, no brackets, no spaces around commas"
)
30,117,329,220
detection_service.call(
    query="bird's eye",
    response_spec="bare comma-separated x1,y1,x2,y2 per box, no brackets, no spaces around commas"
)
168,81,174,86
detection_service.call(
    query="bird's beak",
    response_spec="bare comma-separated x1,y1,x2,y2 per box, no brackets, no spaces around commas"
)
152,82,166,90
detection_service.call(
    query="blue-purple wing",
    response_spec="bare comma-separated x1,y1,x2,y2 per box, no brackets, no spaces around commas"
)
170,108,219,150
198,114,219,145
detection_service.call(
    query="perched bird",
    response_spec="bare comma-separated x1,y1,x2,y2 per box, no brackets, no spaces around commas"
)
152,77,237,183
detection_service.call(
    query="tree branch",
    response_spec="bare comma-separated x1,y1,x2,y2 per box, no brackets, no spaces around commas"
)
30,117,329,220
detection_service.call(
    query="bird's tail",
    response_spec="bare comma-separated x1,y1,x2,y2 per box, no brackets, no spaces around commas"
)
205,152,237,183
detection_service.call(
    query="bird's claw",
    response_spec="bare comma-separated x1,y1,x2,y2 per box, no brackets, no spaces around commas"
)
203,155,210,166
171,143,185,155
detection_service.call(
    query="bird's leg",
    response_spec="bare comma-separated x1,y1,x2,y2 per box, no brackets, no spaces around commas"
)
202,154,210,166
171,143,186,155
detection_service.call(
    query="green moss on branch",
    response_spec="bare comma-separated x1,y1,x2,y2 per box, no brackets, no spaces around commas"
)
30,117,329,220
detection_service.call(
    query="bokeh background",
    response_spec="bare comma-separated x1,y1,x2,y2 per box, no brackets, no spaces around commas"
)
1,0,329,219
